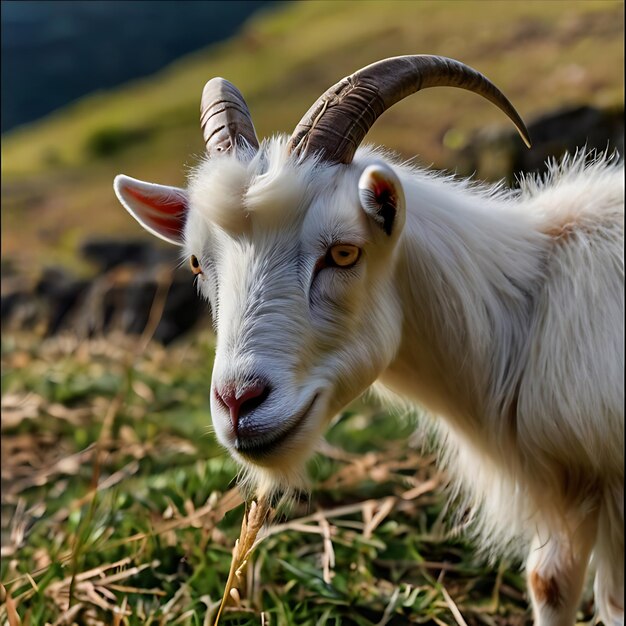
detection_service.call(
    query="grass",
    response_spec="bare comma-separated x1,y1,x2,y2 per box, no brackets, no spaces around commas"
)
1,1,622,623
1,0,624,277
0,261,601,625
1,323,550,626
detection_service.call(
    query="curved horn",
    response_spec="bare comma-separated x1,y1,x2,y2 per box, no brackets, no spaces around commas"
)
288,55,531,164
200,78,259,156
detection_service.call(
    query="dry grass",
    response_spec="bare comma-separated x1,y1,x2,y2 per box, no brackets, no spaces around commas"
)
1,2,619,622
0,322,563,625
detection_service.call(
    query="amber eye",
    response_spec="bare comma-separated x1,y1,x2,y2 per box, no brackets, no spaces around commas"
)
327,244,361,268
190,255,203,275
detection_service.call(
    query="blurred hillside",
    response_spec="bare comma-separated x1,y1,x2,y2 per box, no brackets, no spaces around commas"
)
0,6,624,620
2,0,624,278
1,0,271,132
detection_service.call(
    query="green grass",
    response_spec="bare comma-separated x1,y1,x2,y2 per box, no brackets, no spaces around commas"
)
1,0,623,277
0,327,553,626
0,2,621,622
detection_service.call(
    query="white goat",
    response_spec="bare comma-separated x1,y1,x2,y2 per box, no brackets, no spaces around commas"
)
113,56,624,625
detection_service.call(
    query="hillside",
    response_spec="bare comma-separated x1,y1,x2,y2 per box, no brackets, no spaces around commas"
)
1,4,624,623
2,0,624,276
0,0,271,132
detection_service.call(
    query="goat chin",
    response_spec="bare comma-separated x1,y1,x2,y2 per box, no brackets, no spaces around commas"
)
116,128,624,625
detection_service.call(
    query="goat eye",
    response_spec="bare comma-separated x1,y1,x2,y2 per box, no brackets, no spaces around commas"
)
327,244,361,268
190,255,203,275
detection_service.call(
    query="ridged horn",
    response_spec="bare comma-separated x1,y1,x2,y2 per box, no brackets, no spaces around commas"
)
200,78,259,156
288,55,531,164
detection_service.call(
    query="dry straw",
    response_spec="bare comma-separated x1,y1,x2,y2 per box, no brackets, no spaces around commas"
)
213,496,273,625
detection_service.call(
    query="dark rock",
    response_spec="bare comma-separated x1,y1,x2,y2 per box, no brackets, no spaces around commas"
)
153,273,206,344
83,264,206,345
2,260,206,344
451,104,624,183
1,290,37,328
33,267,90,335
80,238,177,272
76,238,206,342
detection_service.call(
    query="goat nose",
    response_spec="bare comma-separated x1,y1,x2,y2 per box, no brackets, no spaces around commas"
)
214,382,269,434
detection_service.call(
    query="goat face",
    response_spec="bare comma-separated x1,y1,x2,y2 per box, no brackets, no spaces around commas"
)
114,145,406,487
114,56,529,489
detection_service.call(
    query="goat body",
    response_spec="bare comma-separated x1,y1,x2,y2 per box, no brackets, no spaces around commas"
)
114,57,624,626
380,152,624,626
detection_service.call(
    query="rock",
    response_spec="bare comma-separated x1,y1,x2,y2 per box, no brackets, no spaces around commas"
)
0,290,41,330
35,268,90,335
80,238,177,272
450,104,624,183
1,259,206,345
99,266,205,345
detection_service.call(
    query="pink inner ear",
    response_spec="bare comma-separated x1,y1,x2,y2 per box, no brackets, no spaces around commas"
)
369,173,397,207
123,184,186,240
124,186,185,215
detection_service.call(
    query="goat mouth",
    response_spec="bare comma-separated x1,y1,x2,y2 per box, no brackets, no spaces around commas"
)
234,393,320,462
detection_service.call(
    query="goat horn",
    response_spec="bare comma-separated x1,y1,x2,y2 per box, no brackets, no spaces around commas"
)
288,55,531,164
201,78,259,156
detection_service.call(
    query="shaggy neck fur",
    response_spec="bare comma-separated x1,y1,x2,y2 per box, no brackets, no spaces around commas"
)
116,122,623,624
376,153,623,556
383,171,546,442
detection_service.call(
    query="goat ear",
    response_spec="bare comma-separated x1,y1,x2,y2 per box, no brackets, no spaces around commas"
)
358,164,405,238
113,175,187,246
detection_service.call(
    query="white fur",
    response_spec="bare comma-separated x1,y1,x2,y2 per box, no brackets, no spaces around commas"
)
117,137,624,625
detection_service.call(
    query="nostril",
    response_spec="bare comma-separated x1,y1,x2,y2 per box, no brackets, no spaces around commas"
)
214,381,271,435
239,385,270,418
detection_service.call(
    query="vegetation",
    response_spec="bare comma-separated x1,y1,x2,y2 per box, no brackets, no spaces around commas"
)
1,0,623,276
1,1,622,623
1,1,270,133
3,326,566,625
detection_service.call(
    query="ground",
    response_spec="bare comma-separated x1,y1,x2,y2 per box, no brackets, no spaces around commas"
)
1,327,597,625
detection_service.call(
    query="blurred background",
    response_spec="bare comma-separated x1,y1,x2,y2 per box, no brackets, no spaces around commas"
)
1,0,624,343
1,2,624,624
1,1,271,133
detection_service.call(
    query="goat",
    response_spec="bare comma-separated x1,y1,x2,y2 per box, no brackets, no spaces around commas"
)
113,56,624,625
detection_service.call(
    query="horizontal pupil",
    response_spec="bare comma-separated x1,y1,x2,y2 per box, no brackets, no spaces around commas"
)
331,246,358,266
